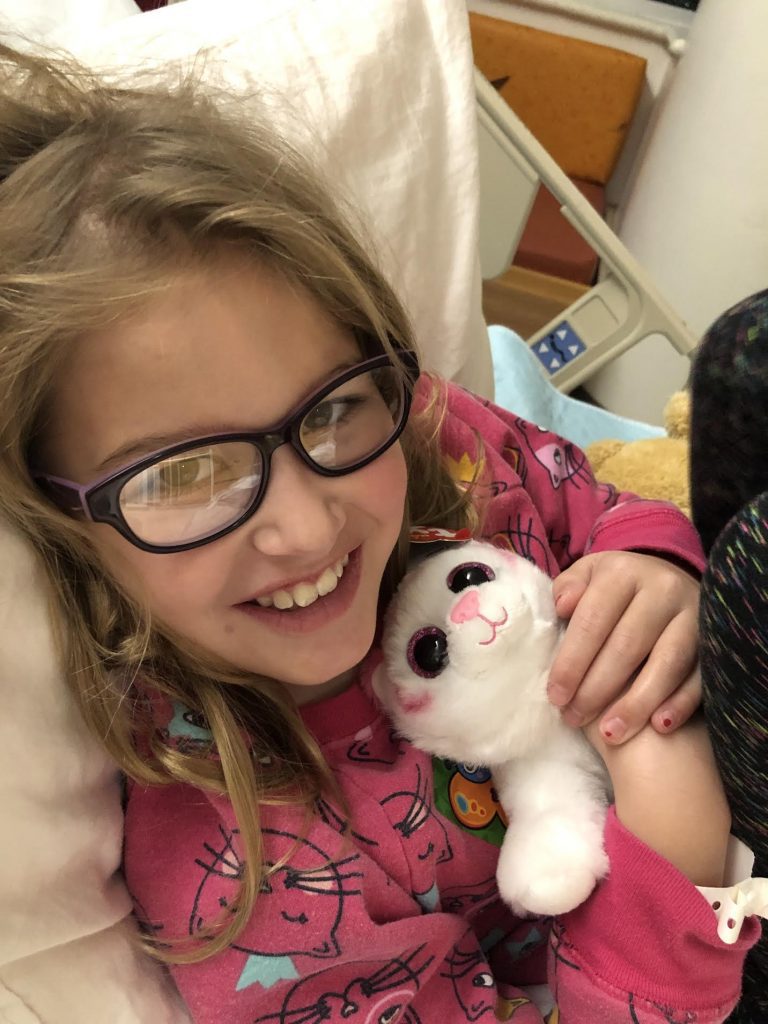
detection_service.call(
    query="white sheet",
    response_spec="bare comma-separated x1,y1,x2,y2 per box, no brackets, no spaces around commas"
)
0,0,139,48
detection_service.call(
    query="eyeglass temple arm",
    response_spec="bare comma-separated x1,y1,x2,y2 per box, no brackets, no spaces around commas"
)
33,473,92,517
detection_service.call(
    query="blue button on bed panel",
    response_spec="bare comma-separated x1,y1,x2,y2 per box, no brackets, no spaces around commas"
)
533,322,586,374
532,340,563,374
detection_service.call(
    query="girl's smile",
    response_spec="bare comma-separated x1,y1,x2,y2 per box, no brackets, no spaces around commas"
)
41,255,408,696
234,546,360,633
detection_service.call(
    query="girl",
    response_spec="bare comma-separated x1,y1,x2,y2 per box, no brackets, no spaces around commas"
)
0,45,758,1023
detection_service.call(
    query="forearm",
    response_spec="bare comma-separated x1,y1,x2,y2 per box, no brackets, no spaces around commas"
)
586,715,730,886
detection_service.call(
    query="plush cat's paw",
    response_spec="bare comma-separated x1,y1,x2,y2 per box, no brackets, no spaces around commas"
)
496,813,608,916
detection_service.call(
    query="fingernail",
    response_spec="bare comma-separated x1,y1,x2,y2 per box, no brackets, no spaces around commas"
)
602,717,626,742
563,707,585,728
548,684,569,707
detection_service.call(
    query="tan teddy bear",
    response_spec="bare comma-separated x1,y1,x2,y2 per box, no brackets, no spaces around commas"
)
586,391,691,519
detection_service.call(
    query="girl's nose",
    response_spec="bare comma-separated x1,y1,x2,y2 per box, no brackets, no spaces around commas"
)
246,445,346,557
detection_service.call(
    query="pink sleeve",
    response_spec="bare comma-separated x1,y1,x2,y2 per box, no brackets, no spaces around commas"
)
426,379,706,576
549,809,759,1022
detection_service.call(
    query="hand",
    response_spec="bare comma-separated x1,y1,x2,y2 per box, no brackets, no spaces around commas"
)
547,551,701,744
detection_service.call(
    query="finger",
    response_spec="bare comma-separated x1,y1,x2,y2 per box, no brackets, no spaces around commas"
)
551,561,592,619
651,667,702,734
595,620,699,744
552,585,692,729
547,576,636,707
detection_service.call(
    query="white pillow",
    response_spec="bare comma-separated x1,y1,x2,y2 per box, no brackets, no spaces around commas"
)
71,0,493,397
0,522,190,1023
0,0,139,49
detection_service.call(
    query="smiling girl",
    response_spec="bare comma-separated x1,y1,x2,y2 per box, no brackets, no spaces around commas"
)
0,43,758,1024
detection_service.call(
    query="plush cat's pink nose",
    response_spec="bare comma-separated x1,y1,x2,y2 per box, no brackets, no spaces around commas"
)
450,589,480,624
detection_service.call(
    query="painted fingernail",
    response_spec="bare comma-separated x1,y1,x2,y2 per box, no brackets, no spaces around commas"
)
548,684,570,707
602,717,626,742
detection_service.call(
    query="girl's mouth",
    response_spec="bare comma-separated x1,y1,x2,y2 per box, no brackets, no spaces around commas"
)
250,553,350,610
235,548,361,633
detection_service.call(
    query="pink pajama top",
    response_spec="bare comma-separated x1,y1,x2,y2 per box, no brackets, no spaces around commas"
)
125,379,758,1023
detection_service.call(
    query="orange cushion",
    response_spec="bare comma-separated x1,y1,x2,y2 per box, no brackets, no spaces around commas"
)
470,13,646,185
514,178,606,285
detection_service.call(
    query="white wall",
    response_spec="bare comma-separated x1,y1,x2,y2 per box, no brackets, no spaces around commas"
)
575,0,694,36
589,0,768,421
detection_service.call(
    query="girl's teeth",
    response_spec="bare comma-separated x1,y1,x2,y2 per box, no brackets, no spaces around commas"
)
256,556,348,610
316,567,339,596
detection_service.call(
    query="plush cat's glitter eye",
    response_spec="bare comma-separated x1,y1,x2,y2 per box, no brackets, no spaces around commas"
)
407,626,449,677
446,562,495,593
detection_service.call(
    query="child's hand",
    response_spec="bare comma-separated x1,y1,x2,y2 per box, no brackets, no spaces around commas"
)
547,551,701,744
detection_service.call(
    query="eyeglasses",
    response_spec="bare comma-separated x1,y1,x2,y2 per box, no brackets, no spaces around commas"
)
36,352,418,554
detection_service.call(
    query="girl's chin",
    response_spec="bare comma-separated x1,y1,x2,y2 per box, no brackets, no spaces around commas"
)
283,668,360,706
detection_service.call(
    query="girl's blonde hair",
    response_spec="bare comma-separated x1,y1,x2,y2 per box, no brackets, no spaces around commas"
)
0,44,476,961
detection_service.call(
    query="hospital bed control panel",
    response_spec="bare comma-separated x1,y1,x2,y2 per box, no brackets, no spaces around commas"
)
475,69,697,393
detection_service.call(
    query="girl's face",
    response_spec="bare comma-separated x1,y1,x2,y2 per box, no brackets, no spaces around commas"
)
42,257,408,700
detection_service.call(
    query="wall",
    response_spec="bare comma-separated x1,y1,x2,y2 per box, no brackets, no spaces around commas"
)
575,0,694,35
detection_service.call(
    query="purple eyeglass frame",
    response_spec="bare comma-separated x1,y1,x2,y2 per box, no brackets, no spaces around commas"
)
35,350,419,554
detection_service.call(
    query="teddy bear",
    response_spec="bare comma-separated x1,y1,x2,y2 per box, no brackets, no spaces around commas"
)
374,539,610,918
586,391,690,517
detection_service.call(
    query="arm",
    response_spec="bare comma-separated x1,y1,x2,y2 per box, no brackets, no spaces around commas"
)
423,379,705,576
430,381,705,738
544,718,757,1023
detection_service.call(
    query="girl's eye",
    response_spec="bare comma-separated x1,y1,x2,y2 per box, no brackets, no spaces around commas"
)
303,396,363,432
407,627,449,677
447,562,495,592
158,455,209,491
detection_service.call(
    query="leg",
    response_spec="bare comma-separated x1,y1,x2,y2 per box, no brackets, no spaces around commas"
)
700,492,768,1022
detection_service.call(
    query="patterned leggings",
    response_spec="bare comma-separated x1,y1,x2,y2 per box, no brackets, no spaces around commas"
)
700,492,768,1023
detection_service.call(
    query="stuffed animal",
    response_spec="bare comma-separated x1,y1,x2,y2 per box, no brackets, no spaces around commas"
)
586,391,691,517
375,540,610,917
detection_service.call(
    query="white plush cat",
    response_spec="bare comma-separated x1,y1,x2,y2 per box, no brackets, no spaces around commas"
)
375,540,610,916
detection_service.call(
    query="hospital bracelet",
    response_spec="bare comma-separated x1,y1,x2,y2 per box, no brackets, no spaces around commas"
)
696,836,768,944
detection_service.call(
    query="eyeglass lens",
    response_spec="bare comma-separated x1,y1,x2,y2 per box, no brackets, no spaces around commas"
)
117,365,406,546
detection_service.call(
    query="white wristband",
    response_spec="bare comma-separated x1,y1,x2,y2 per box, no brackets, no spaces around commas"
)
696,836,768,944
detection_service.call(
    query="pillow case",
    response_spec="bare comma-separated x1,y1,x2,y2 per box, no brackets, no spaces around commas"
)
72,0,493,397
0,522,191,1023
0,0,139,48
